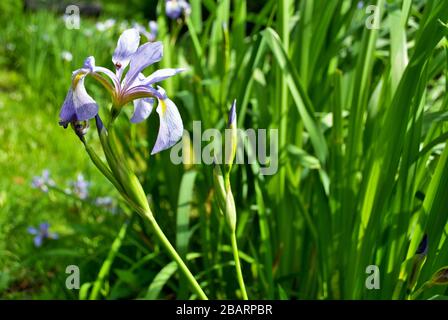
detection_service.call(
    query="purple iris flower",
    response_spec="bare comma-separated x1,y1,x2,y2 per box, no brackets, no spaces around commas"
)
59,28,185,154
71,174,90,199
27,222,58,247
31,169,55,192
166,0,191,20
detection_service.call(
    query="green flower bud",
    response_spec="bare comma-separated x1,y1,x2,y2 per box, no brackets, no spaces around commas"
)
213,161,226,215
225,188,237,232
430,266,448,286
225,100,237,174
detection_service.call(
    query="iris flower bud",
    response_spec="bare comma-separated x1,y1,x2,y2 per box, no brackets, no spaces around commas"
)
213,160,226,215
225,100,237,174
408,234,428,292
430,266,448,286
71,120,90,140
225,188,237,232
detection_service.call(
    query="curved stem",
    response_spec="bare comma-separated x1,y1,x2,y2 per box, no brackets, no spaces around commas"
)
91,115,207,299
230,232,248,300
145,210,208,300
90,219,130,300
410,282,432,300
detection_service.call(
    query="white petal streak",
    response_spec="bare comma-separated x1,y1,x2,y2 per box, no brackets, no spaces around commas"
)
112,28,140,70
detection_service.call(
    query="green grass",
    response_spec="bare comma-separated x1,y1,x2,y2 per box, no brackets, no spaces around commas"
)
1,0,448,300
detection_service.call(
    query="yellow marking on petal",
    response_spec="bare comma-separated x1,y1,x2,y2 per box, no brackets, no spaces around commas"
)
160,99,167,115
72,72,85,88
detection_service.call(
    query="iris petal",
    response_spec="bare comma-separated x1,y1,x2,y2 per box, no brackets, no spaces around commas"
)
72,77,99,121
34,235,43,247
83,56,95,71
112,28,140,70
39,222,50,232
59,77,98,127
144,68,186,85
59,89,76,127
166,1,182,19
131,98,154,123
27,227,38,235
151,87,183,154
124,41,163,89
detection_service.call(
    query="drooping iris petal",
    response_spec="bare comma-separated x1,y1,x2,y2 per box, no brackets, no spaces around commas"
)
59,79,98,127
59,89,76,127
124,41,163,89
72,77,99,121
34,235,43,247
27,227,38,235
151,87,183,154
112,28,140,70
131,98,154,123
144,68,186,86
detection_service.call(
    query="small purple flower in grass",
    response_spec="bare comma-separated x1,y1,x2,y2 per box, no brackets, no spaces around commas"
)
134,20,158,42
166,0,191,20
95,196,117,214
27,222,58,247
70,174,90,199
149,21,158,39
31,169,55,192
59,28,185,154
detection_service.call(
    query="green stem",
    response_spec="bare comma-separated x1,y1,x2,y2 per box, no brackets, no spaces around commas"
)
230,231,248,300
409,282,432,300
144,210,208,300
89,219,130,300
91,115,207,299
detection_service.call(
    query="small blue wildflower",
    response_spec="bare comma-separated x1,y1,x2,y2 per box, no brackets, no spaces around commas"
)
59,28,185,154
31,169,55,192
95,18,116,32
70,174,90,199
61,51,73,62
134,20,158,42
95,196,117,214
357,1,364,9
166,0,191,20
149,21,158,40
27,222,58,247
